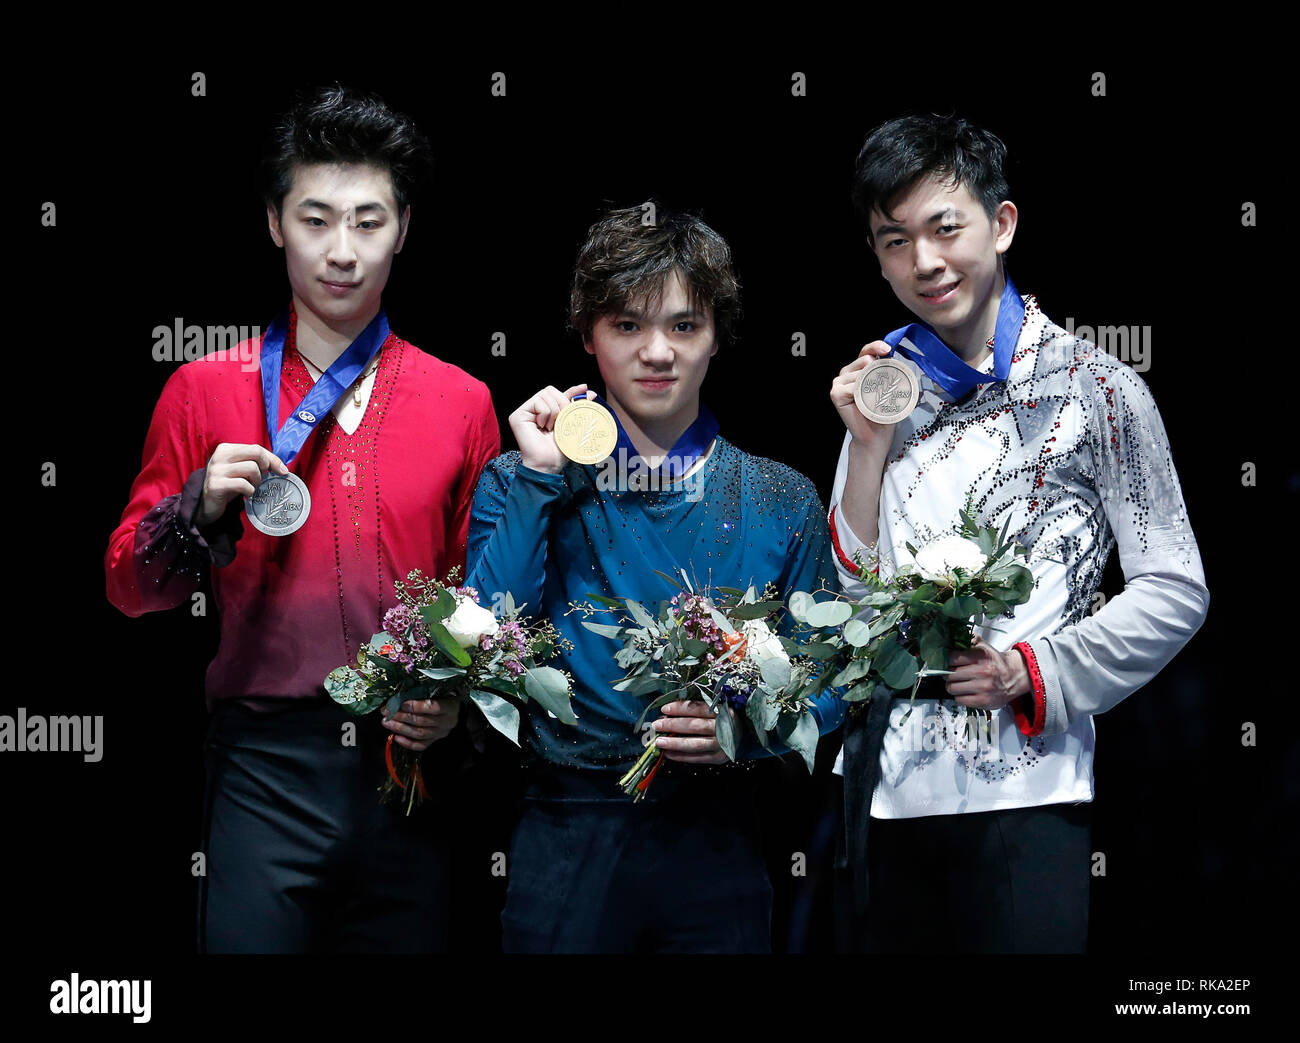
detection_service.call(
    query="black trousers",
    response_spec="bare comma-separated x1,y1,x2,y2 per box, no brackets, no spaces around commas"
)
833,777,1093,953
501,765,772,953
197,699,451,953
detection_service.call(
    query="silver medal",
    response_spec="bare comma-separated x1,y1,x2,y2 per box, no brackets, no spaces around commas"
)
854,356,921,424
244,471,311,536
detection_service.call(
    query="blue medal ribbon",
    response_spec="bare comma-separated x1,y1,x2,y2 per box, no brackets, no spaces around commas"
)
882,273,1025,400
577,392,719,478
259,307,389,465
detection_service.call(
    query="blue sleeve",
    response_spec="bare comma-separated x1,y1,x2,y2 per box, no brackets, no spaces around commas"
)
737,472,847,760
465,454,570,621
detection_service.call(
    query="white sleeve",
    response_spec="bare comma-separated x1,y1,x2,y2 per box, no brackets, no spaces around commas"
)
1024,364,1209,734
827,430,876,599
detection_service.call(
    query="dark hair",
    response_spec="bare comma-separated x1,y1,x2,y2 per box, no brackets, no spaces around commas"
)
261,84,432,217
851,114,1010,244
568,203,741,347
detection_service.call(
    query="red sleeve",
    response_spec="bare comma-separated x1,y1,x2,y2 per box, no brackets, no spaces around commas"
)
445,380,501,572
1011,641,1046,736
104,364,226,617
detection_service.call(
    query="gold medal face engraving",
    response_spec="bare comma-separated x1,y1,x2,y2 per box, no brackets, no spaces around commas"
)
554,400,619,464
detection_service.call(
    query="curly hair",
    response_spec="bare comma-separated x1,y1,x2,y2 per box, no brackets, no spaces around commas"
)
568,203,741,347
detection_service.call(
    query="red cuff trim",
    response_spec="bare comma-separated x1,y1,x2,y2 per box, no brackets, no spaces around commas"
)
1011,641,1046,736
828,506,878,578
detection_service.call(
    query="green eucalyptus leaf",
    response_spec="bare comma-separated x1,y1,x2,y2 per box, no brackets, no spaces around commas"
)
842,619,872,646
730,600,782,620
909,583,937,605
615,647,650,670
758,656,792,691
942,594,982,619
1006,565,1035,599
746,690,781,733
709,608,736,634
804,600,853,629
468,689,521,746
324,666,370,706
417,666,467,680
843,681,875,703
612,673,664,697
582,621,628,640
832,659,872,686
625,600,658,631
870,605,906,638
875,638,918,690
918,619,949,671
713,703,737,761
435,583,459,617
523,666,578,725
476,675,521,698
776,712,819,774
652,569,686,591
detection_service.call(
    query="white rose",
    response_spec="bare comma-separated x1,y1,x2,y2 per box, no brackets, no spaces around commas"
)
443,596,500,648
740,618,788,664
913,535,987,584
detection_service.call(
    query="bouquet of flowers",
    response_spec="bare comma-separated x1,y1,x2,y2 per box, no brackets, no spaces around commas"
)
325,568,577,814
575,570,852,800
835,496,1036,736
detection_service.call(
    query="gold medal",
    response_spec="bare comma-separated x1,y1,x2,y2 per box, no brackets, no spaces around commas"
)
553,399,618,465
854,356,921,424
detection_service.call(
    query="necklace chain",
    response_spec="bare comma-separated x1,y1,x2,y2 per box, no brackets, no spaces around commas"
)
297,349,380,406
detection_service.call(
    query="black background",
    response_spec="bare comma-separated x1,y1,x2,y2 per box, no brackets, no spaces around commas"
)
9,43,1288,1023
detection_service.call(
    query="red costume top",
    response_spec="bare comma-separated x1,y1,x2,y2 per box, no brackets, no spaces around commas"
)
105,307,500,708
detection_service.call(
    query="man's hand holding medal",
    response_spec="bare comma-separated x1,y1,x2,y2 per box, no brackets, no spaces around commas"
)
197,443,292,528
831,340,921,439
509,382,624,471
